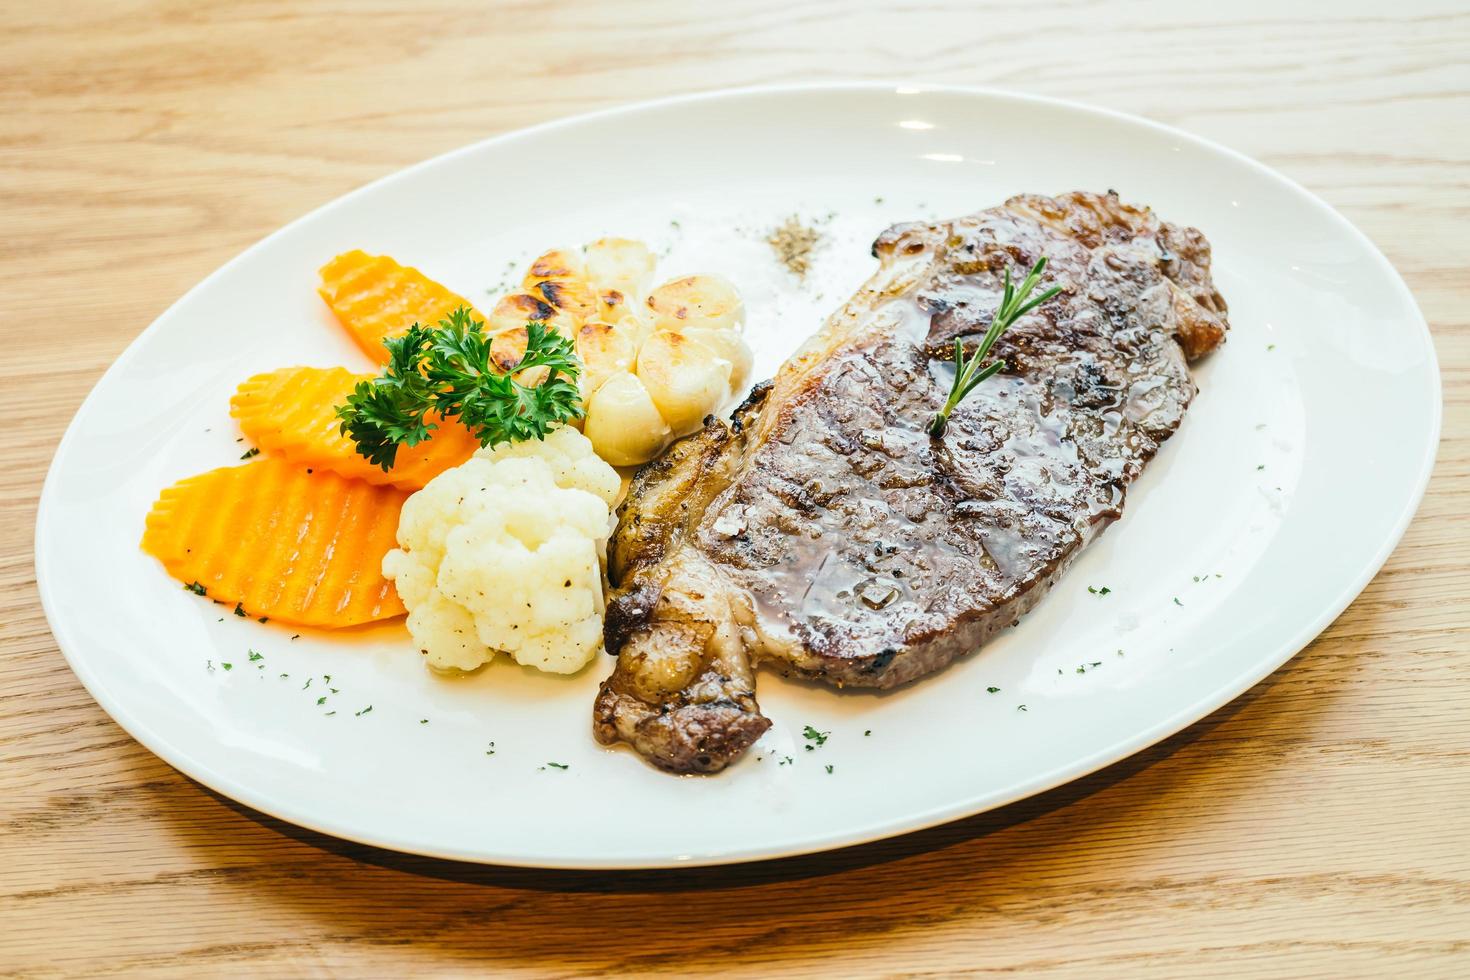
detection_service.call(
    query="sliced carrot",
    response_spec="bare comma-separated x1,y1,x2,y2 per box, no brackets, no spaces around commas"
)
318,250,482,363
142,458,408,628
230,366,479,491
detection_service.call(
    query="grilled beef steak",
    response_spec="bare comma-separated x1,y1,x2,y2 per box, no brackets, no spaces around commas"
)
595,191,1229,773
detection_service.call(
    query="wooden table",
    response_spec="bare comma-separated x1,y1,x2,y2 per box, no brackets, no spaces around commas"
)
3,2,1467,976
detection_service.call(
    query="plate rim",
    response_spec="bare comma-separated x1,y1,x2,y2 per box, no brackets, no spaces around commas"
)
34,81,1443,869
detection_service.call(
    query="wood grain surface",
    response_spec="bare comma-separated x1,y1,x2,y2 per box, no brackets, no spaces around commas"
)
3,1,1468,976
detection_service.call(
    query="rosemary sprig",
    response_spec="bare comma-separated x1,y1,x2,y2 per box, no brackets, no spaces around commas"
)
926,256,1061,438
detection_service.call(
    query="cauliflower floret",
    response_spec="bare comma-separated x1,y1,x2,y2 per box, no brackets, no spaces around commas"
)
473,425,620,508
382,430,619,674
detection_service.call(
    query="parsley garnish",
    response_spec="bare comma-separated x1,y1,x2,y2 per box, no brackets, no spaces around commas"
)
545,761,568,770
986,686,1000,694
247,650,263,662
233,603,247,618
355,705,372,716
1087,585,1112,595
239,447,260,460
928,256,1061,437
184,581,207,596
801,725,830,749
336,307,584,470
1173,597,1183,606
220,662,232,671
825,764,834,774
316,696,327,705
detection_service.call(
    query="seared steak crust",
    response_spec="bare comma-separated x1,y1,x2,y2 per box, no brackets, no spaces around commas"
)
595,191,1229,773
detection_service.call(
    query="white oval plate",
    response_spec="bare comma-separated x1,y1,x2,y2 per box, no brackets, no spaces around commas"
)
36,84,1439,869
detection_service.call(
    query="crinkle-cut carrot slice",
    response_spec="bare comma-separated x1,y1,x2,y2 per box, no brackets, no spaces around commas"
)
142,458,408,628
230,366,479,490
318,250,483,363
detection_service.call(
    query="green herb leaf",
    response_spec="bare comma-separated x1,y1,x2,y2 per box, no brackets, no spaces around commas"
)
335,307,584,470
801,725,830,748
184,581,207,596
928,257,1061,437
